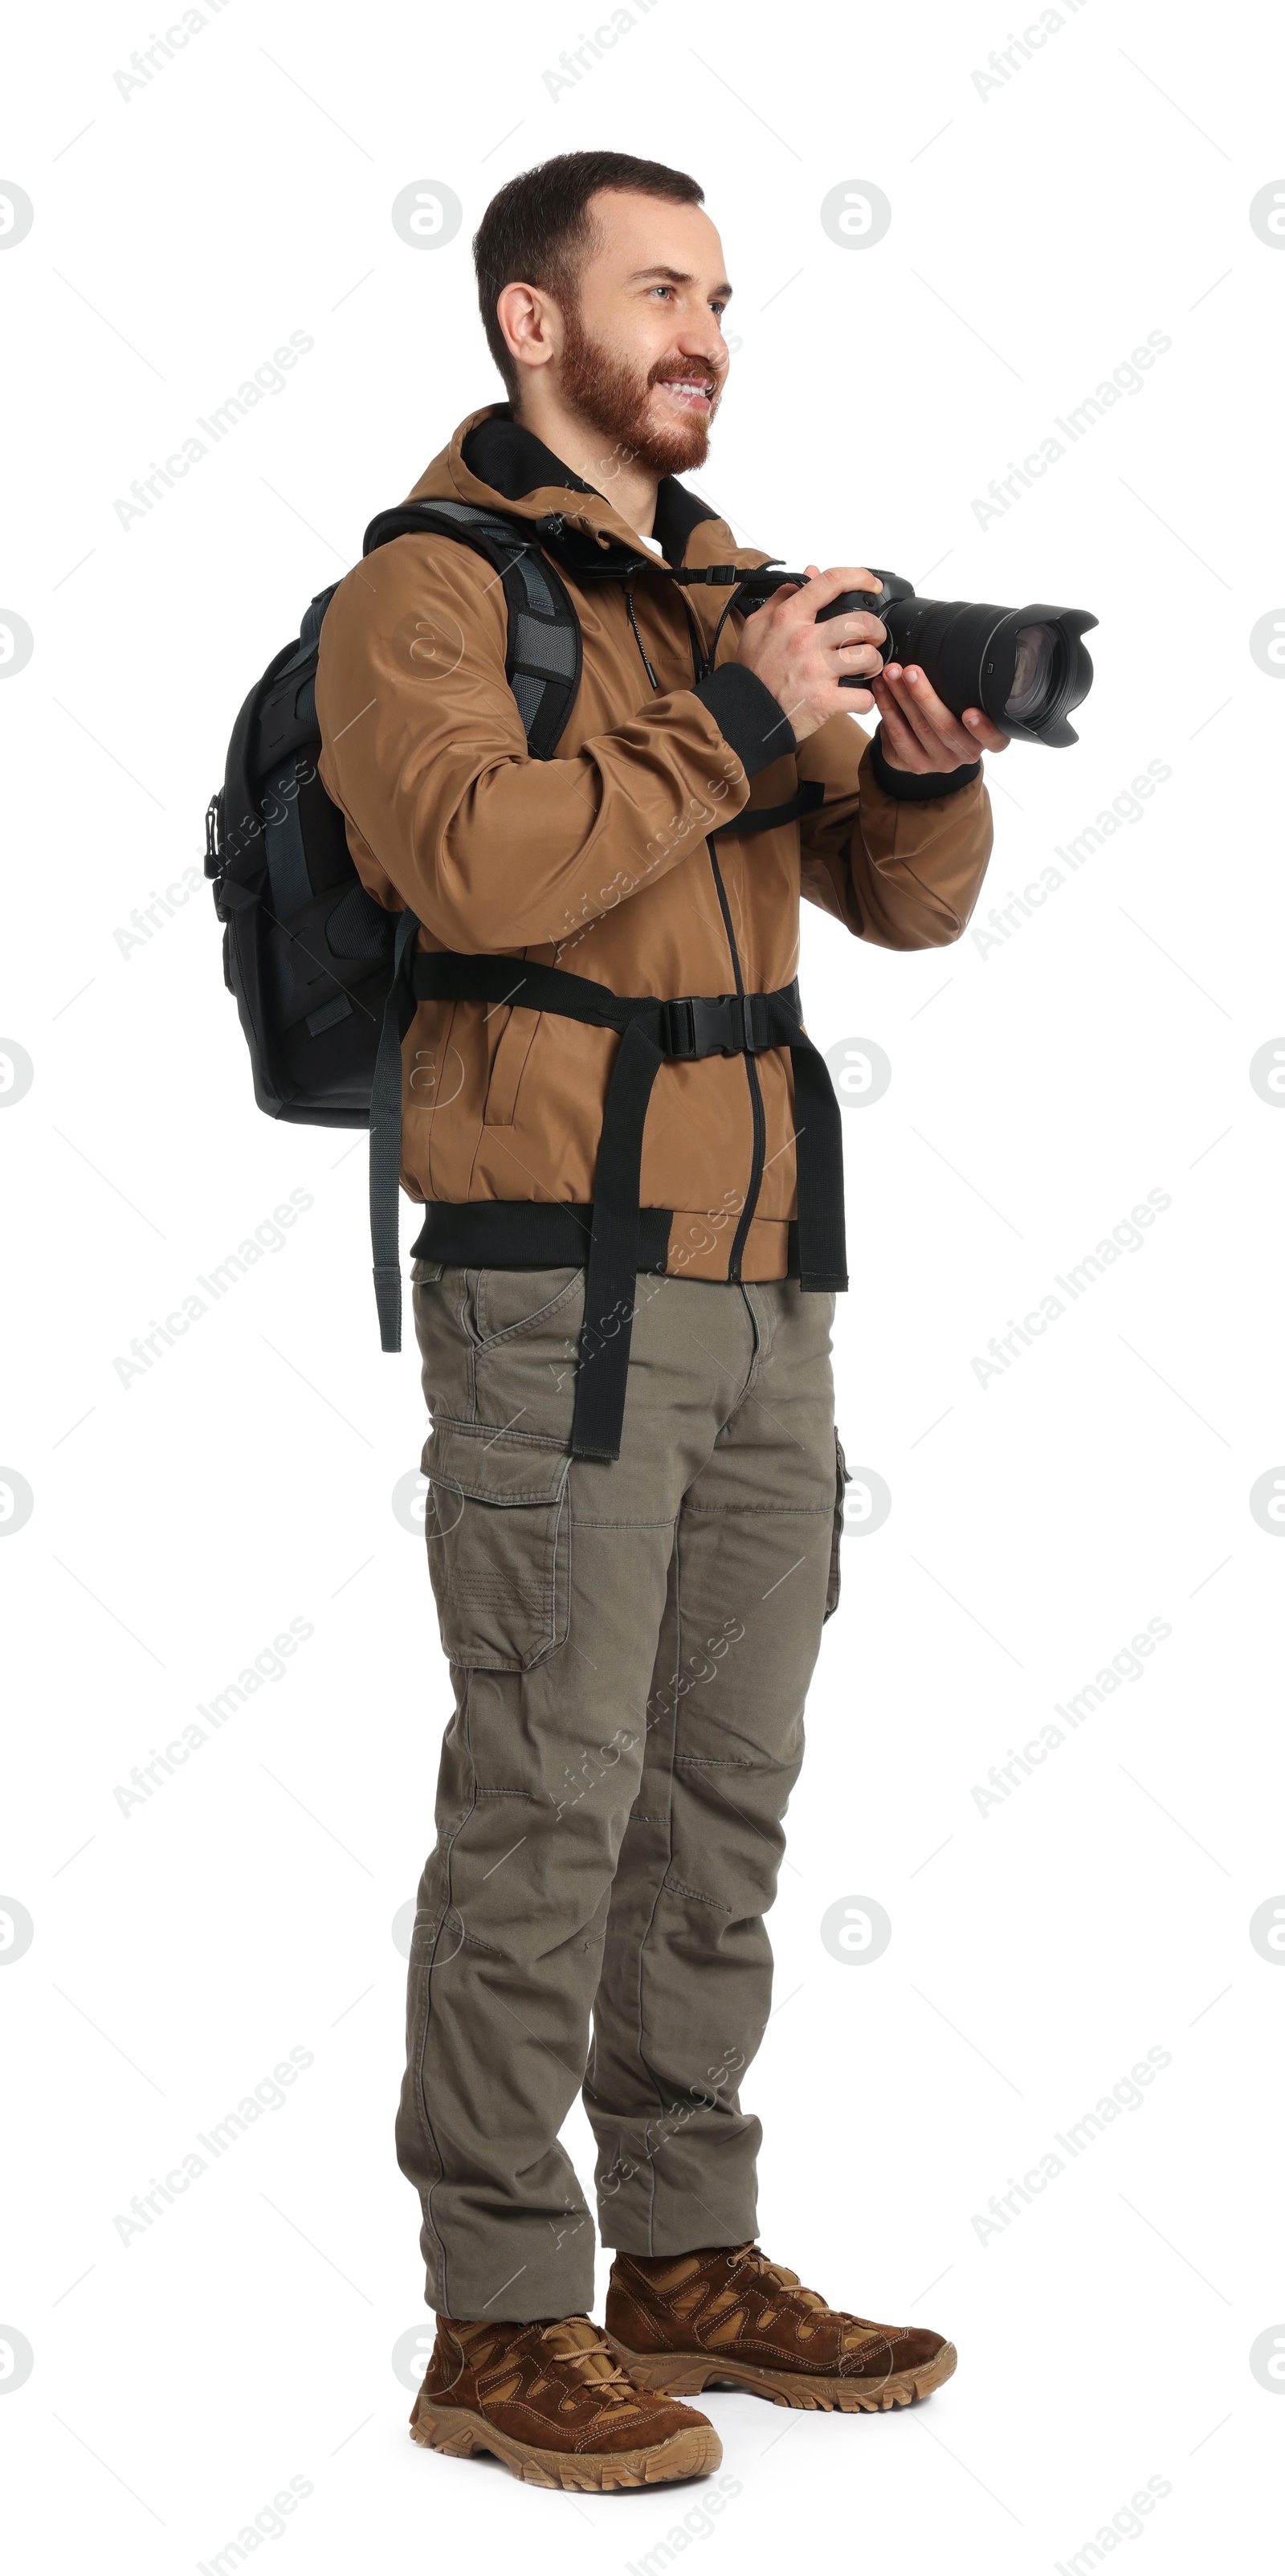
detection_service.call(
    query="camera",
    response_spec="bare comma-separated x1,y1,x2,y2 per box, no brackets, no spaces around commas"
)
742,569,1097,748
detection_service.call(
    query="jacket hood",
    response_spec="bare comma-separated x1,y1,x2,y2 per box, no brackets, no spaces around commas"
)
406,402,777,580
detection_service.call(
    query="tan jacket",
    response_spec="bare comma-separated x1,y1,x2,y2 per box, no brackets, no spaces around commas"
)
315,403,993,1283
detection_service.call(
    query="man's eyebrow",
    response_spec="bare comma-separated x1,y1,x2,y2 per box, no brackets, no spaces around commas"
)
623,264,733,301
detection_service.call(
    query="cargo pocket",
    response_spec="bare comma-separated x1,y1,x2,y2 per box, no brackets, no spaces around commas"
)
421,1420,573,1672
824,1435,851,1623
471,1266,585,1440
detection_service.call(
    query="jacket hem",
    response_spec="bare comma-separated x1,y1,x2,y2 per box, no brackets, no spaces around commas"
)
410,1201,806,1280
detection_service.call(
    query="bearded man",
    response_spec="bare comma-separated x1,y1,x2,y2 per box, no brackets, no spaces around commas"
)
316,146,1004,2493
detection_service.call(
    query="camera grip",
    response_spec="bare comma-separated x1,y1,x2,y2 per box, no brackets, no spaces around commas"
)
815,586,891,690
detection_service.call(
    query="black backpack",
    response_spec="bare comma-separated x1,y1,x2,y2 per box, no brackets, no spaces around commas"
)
203,499,585,1348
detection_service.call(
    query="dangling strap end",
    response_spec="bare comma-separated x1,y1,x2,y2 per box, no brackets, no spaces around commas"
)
373,1264,402,1353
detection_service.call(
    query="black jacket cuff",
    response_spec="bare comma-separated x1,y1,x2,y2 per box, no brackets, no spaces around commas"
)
693,664,796,778
868,722,981,802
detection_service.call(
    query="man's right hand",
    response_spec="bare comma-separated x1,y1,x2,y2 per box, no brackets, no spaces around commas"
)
734,563,887,744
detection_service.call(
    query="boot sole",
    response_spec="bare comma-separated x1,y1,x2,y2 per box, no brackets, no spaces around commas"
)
409,2394,723,2489
606,2336,957,2413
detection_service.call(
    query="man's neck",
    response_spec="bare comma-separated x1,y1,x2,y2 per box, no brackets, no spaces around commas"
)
512,396,663,546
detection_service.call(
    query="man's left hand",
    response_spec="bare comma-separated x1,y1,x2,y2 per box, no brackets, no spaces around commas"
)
869,662,1010,771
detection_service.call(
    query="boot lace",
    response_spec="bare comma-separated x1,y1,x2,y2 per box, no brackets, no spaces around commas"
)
538,2315,638,2407
725,2243,883,2343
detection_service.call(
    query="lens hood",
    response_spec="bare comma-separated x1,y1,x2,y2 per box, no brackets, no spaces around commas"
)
813,572,1097,747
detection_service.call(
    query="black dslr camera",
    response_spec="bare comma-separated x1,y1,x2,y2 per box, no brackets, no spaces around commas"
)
744,569,1098,748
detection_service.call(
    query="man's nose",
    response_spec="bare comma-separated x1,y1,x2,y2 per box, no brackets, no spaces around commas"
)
675,331,728,374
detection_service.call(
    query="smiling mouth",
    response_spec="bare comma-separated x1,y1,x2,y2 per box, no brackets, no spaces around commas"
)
658,378,714,408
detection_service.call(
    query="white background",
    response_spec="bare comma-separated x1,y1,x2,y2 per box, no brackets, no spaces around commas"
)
2,0,1283,2567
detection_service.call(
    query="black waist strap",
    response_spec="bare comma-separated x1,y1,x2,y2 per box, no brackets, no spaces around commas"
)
414,950,798,1055
371,944,846,1460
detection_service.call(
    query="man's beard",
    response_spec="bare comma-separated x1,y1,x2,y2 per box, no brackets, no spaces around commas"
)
553,300,722,484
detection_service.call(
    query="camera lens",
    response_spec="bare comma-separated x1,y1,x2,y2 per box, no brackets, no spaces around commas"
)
761,570,1098,746
1005,623,1061,724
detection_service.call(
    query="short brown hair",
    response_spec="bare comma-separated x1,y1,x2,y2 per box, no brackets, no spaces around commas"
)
472,149,704,401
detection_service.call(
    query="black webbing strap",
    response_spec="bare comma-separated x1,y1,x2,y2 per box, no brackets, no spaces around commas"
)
708,780,826,839
361,500,582,761
369,906,422,1350
409,952,847,1459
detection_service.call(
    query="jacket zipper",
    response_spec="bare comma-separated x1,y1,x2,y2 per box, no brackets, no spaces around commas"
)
628,584,769,1284
676,594,765,1280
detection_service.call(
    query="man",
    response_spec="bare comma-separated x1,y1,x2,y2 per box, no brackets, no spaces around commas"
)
316,148,1004,2492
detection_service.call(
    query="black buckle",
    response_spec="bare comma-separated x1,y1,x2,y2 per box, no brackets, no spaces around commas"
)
204,793,221,879
658,994,768,1059
660,997,699,1056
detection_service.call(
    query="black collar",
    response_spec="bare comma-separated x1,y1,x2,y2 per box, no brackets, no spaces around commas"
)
461,403,721,568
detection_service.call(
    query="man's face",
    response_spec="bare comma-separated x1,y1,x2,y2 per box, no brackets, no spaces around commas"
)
548,189,732,478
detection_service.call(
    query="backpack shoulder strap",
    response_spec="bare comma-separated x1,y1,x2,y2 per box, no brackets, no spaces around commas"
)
361,498,581,761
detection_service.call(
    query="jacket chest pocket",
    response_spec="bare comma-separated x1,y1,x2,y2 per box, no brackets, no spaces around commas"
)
422,1421,572,1671
483,1004,540,1126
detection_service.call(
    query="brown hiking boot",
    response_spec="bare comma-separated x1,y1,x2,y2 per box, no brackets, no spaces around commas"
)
606,2243,957,2412
409,2313,722,2490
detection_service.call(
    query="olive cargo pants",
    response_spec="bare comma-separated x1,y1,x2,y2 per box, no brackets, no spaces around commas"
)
396,1260,846,2323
